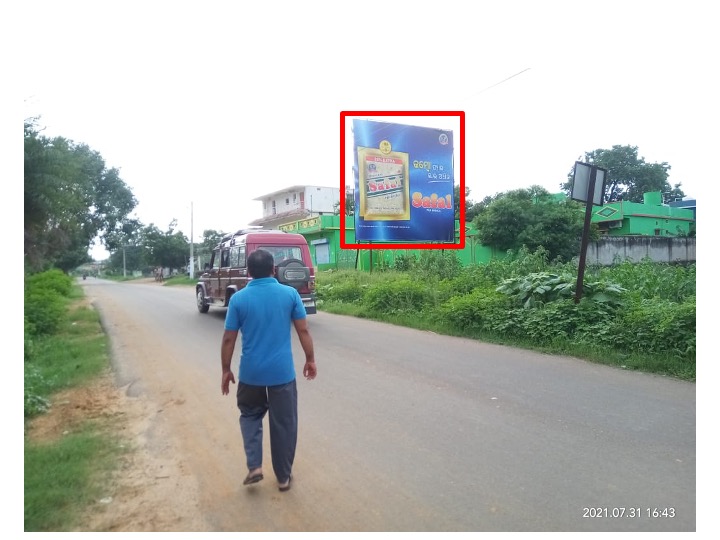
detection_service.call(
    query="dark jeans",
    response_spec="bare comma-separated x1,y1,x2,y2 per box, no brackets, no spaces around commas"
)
236,379,297,483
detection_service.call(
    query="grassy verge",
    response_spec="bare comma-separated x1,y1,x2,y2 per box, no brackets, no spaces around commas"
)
163,275,196,286
318,298,695,382
98,273,196,286
24,286,127,532
24,426,126,531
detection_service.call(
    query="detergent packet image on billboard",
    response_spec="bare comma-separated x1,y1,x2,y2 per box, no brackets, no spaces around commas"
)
352,118,455,243
358,146,410,221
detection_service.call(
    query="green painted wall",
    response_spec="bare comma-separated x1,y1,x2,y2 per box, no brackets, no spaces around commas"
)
280,215,505,271
278,191,695,271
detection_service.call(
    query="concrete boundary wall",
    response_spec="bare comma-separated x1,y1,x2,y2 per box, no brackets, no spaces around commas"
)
586,236,696,265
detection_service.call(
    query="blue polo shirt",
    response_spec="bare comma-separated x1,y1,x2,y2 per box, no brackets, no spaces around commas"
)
225,277,307,386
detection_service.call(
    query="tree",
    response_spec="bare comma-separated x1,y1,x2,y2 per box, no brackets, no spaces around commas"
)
473,186,590,262
454,184,492,221
104,218,144,254
143,220,190,270
561,145,684,203
197,229,225,259
24,119,137,272
104,219,148,274
334,191,355,216
106,244,147,275
456,186,497,222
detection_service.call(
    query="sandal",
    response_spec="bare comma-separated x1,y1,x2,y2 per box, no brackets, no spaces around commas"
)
278,475,293,492
243,471,264,486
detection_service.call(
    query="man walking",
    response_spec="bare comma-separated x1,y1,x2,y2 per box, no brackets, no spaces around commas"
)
221,249,317,492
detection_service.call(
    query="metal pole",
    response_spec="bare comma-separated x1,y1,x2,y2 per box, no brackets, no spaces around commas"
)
189,201,194,279
122,245,127,278
574,167,597,304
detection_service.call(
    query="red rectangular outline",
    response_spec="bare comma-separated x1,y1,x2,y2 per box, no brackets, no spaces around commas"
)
340,111,465,250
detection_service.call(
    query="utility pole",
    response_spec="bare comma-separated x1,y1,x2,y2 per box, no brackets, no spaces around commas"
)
189,201,194,279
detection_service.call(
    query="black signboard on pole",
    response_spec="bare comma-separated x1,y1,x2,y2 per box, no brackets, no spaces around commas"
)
572,161,607,303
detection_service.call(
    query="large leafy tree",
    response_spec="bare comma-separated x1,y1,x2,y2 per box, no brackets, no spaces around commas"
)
198,229,225,256
453,184,468,220
143,220,190,270
104,218,148,273
24,119,137,272
473,186,589,262
561,145,684,203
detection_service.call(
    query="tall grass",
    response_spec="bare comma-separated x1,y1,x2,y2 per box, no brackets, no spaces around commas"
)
316,251,696,380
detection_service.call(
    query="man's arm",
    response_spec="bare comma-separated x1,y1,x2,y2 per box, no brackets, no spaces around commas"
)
293,318,316,380
221,329,238,394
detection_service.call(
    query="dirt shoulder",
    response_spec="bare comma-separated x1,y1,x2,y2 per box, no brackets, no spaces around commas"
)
26,285,209,532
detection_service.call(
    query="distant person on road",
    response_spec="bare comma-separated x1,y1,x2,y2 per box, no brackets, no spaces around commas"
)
220,249,317,492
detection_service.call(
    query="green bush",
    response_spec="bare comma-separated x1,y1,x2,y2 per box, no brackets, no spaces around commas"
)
481,245,555,283
496,272,626,308
316,255,695,375
316,269,374,303
25,289,66,336
25,269,74,336
612,296,696,359
596,260,695,302
319,280,367,303
515,299,618,345
393,253,416,272
441,265,496,295
364,278,430,313
409,251,463,281
25,317,36,361
438,289,513,331
25,269,73,297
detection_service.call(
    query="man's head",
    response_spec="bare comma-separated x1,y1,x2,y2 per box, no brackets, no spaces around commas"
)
247,249,275,278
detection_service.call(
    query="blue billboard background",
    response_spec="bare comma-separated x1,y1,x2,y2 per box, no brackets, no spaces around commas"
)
353,119,455,242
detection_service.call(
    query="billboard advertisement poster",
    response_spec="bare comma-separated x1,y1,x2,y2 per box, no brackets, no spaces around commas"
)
343,114,462,248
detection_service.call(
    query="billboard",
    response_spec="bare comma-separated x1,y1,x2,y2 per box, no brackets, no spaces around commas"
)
340,112,464,249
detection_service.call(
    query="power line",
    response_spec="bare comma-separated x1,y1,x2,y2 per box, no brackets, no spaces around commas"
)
473,67,531,96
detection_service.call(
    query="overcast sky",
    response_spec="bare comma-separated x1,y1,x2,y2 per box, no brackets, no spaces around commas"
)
18,0,716,260
11,0,716,527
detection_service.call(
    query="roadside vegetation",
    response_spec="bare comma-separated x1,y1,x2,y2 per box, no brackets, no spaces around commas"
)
23,250,695,531
24,270,126,531
315,248,696,381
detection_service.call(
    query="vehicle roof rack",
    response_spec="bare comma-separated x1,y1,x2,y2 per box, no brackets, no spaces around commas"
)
233,227,277,236
218,228,286,246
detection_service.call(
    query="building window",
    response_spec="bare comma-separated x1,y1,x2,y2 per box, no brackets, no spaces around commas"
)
286,198,290,205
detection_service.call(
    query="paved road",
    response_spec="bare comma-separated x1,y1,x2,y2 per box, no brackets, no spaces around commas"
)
83,279,696,532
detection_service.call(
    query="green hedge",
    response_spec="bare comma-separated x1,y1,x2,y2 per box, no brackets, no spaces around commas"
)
316,253,696,376
25,269,74,337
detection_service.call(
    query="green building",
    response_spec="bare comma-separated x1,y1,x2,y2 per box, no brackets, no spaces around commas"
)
277,191,695,271
278,215,503,271
591,191,695,237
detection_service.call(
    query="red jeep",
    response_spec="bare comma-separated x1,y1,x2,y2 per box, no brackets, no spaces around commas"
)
196,229,317,314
